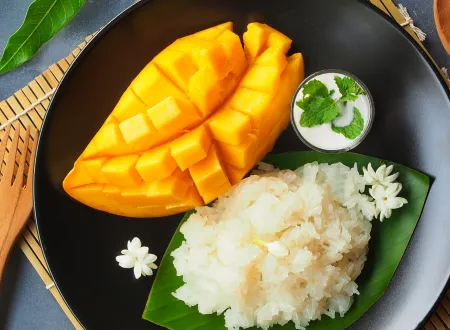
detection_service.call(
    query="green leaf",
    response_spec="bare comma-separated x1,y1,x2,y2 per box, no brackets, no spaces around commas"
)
302,79,329,98
143,151,430,330
299,97,339,127
332,107,364,140
334,76,365,102
0,0,86,74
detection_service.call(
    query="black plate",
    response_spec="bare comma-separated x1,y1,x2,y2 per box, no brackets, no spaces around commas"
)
34,0,450,329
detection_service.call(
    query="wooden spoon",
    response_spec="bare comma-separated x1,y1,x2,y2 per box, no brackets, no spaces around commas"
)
435,0,450,54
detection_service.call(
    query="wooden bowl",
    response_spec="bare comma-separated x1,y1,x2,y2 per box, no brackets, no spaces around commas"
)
435,0,450,54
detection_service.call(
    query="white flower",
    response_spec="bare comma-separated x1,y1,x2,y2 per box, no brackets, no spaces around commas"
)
369,183,408,222
344,193,376,220
363,163,399,187
116,237,158,279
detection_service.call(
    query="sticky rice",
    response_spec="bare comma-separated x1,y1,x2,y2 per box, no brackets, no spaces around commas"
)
171,162,373,330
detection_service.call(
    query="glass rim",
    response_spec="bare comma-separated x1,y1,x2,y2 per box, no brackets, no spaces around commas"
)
290,69,375,154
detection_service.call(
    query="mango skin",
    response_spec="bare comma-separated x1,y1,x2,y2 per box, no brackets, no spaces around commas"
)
63,22,305,218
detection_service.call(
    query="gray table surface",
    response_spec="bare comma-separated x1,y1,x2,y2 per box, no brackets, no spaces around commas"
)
0,0,448,329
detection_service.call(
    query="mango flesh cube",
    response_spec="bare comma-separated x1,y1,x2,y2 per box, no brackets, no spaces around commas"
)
201,180,232,204
146,176,189,204
217,30,247,77
147,96,202,131
255,47,288,73
216,133,258,169
189,145,229,196
243,23,269,62
119,113,156,151
131,63,185,108
170,126,212,170
264,24,292,54
207,108,251,146
111,88,148,122
136,145,177,182
153,50,197,92
194,21,233,40
239,65,281,93
84,122,134,158
101,154,142,187
188,69,223,116
63,167,94,190
63,23,305,218
79,157,109,183
228,88,273,129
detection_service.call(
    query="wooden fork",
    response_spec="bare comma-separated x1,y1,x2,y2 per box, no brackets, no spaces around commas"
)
0,125,36,281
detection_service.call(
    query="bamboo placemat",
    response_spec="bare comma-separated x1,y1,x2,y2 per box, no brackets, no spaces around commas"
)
0,1,448,329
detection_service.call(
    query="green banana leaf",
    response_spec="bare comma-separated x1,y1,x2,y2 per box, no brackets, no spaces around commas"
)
0,0,86,74
143,151,430,330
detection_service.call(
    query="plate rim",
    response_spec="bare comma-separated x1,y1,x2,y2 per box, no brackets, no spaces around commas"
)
33,0,450,329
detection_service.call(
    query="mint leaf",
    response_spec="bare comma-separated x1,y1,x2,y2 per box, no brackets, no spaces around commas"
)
334,76,365,102
300,97,340,127
329,89,336,96
302,79,329,98
332,107,364,140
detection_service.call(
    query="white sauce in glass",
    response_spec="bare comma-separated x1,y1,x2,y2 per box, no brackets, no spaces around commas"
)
292,72,372,151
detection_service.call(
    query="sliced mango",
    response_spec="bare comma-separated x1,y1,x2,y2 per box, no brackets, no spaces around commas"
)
216,133,258,169
189,145,229,201
207,108,251,146
153,50,197,92
111,88,148,122
170,126,212,171
131,63,185,108
101,155,142,187
63,22,305,218
136,145,177,182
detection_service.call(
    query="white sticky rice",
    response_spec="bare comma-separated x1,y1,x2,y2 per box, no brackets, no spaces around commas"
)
171,162,374,330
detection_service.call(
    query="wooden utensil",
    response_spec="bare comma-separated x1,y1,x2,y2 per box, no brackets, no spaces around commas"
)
435,0,450,54
0,125,36,281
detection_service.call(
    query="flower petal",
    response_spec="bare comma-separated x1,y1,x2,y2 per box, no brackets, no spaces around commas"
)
134,263,142,279
376,164,386,179
149,263,158,270
144,254,157,264
385,165,394,176
384,172,399,184
116,255,135,268
136,246,149,260
386,182,402,196
142,264,154,276
370,185,385,200
128,237,142,251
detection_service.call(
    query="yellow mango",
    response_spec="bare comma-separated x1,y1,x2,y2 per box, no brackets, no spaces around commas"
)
228,88,273,129
63,22,305,218
201,180,232,204
243,23,269,62
194,22,233,40
146,176,189,204
170,126,212,170
217,30,247,77
189,145,229,201
216,133,258,169
119,113,156,151
207,107,251,146
147,96,202,131
136,145,177,183
63,167,93,190
153,50,197,92
131,63,185,108
239,66,281,93
111,88,148,122
101,154,142,187
255,47,288,73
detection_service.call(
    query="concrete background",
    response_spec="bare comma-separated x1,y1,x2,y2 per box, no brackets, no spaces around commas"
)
0,0,448,329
